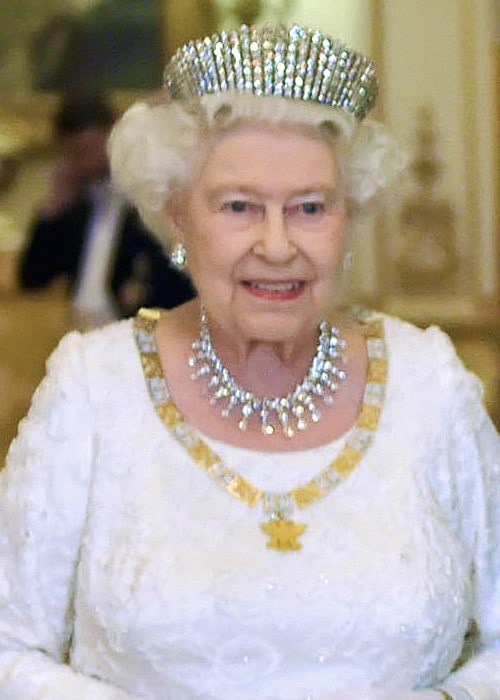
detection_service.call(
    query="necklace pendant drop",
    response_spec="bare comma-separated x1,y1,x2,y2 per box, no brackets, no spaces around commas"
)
260,493,306,550
260,519,307,551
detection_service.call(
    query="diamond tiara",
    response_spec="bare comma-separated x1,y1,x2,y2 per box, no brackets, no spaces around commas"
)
164,23,378,121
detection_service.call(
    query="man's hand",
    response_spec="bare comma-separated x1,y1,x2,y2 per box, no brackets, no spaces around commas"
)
38,161,85,218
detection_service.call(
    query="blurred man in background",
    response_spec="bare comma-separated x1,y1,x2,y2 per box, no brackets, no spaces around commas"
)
18,93,194,328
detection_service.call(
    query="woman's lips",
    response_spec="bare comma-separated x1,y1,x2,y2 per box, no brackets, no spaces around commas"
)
242,280,305,300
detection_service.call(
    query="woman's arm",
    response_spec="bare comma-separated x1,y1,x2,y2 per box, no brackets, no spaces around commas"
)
0,332,141,699
423,329,500,700
438,409,500,699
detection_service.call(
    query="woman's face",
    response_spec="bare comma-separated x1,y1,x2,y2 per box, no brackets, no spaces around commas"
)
172,123,347,346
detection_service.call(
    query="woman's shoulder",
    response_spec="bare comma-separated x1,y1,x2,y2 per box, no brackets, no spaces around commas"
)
62,317,136,359
80,316,136,349
366,307,461,363
366,307,484,414
45,317,138,392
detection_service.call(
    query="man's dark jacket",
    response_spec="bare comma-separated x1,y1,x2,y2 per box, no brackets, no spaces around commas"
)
19,198,195,318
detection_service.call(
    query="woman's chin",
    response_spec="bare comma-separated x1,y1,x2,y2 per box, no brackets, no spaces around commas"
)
200,287,331,346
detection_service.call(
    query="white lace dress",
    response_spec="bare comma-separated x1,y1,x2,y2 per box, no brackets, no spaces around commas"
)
0,312,498,700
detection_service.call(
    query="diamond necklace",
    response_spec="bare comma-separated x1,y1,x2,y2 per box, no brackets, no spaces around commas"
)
188,307,348,438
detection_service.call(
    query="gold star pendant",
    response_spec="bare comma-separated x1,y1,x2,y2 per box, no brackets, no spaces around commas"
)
260,519,307,551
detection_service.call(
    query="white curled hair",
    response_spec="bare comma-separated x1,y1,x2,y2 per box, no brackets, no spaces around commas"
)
108,92,406,242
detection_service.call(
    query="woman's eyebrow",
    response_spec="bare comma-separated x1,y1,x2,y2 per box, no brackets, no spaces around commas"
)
205,184,342,206
287,185,341,198
206,185,260,204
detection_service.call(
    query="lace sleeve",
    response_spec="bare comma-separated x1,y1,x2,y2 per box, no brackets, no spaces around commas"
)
0,332,140,699
426,328,500,700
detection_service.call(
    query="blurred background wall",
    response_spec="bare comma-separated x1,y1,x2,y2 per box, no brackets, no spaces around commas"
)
0,0,498,459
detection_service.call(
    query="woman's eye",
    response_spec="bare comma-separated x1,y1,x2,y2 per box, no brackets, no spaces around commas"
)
301,202,324,215
287,202,325,217
223,200,249,213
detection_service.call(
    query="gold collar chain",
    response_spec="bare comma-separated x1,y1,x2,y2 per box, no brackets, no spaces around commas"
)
134,308,387,552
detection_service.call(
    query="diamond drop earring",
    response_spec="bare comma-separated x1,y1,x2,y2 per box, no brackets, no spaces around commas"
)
170,242,187,269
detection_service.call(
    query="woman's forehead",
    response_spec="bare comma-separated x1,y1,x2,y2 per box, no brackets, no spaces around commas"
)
210,119,338,148
199,124,340,182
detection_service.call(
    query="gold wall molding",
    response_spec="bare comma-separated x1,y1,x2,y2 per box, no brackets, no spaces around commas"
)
372,0,498,302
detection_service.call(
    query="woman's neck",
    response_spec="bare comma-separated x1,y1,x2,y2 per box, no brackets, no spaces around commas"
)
155,303,368,451
207,328,320,398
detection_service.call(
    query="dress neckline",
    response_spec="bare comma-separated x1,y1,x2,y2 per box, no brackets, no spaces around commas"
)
133,307,388,549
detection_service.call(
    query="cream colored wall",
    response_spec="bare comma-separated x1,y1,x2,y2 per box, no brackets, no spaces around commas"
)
0,157,54,255
213,0,371,48
469,0,498,297
289,0,372,51
380,0,497,299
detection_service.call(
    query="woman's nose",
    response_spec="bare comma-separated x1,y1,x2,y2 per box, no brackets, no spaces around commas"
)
253,209,297,263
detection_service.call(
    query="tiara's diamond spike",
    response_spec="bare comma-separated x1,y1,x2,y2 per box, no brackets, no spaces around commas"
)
310,40,327,101
193,41,207,94
318,47,337,104
228,30,244,89
273,39,285,96
330,49,350,108
260,25,274,96
248,26,261,96
218,31,234,90
213,35,228,92
201,37,219,94
303,30,321,100
164,23,377,121
294,26,310,100
209,36,222,93
239,25,253,92
187,42,201,96
283,26,298,98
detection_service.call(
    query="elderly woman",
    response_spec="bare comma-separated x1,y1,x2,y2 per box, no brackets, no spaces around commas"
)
0,23,498,700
